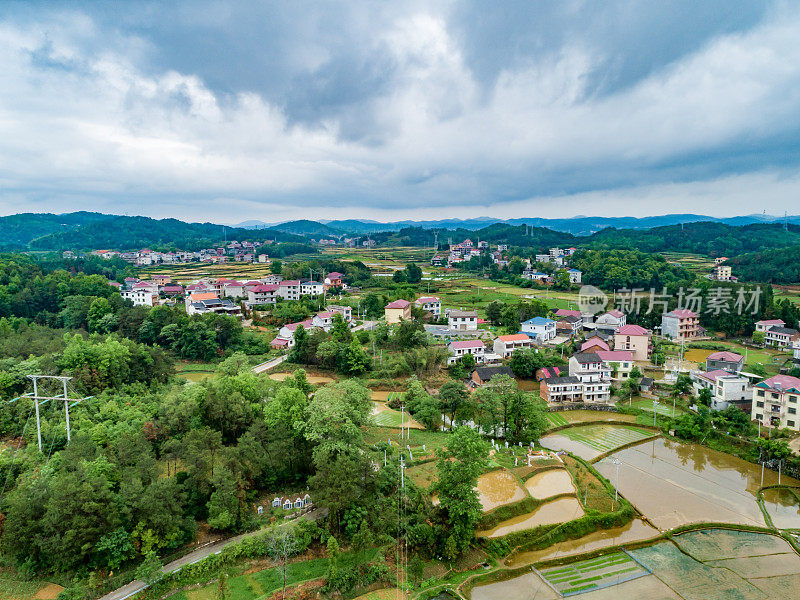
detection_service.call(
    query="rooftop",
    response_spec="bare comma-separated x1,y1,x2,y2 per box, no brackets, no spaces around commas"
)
664,309,698,318
497,334,531,342
707,351,743,362
386,299,411,309
616,324,649,336
450,340,485,350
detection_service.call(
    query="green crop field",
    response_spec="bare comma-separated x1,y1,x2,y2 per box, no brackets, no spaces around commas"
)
629,399,686,416
546,412,568,427
539,551,649,595
557,424,655,453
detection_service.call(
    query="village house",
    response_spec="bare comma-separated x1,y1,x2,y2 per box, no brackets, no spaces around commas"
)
160,284,184,296
300,279,324,297
271,319,315,349
152,274,171,285
661,309,700,340
247,284,280,305
540,376,583,403
752,375,800,432
121,288,156,307
471,365,515,386
568,352,612,403
311,311,336,331
706,351,744,372
326,305,353,321
713,264,732,281
594,309,626,331
278,280,302,300
185,293,241,317
536,366,565,381
765,326,800,348
222,281,246,298
613,324,651,361
263,274,283,284
521,317,556,342
447,339,486,365
522,269,549,282
580,338,610,353
567,268,582,283
493,333,534,358
692,369,750,411
448,309,478,331
415,296,441,317
595,350,634,381
554,308,581,319
755,319,785,333
385,299,412,324
557,315,583,336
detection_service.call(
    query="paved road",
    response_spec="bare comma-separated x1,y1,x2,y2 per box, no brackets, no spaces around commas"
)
252,354,288,374
99,508,326,600
351,320,378,332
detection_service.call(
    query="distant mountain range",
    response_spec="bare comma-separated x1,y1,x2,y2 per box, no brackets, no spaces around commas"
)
235,213,800,236
2,210,799,253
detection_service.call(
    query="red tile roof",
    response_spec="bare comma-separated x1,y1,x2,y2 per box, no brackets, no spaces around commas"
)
596,350,634,362
707,351,743,362
616,324,649,336
665,309,698,318
386,299,411,309
449,340,485,350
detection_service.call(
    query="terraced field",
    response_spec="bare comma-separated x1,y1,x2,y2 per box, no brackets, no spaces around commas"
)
538,551,649,596
629,399,686,416
540,424,656,460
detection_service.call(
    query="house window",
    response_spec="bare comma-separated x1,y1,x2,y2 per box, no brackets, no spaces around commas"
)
757,390,765,397
791,396,798,403
790,408,797,415
789,420,796,428
756,401,764,408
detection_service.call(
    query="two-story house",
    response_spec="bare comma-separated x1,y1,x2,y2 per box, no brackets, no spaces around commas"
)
751,375,800,431
521,317,556,341
300,280,324,297
692,369,750,411
415,296,441,317
765,326,800,348
448,340,486,365
613,324,651,361
595,350,634,381
278,280,302,300
326,305,353,321
595,310,626,331
493,334,534,358
448,310,478,331
385,299,412,324
247,284,279,305
540,376,583,403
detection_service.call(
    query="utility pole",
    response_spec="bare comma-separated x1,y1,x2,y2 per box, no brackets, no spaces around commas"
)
23,375,87,452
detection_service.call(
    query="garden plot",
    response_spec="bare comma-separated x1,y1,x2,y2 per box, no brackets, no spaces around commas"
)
540,424,656,460
538,551,650,596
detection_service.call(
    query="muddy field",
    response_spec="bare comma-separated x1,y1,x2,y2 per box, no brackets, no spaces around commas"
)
595,438,800,529
477,497,585,538
524,469,575,499
476,469,528,511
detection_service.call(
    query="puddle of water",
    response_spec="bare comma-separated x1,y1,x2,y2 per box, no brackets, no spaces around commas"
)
762,487,800,529
477,497,585,538
504,518,658,566
476,470,527,511
269,373,334,383
470,572,558,600
595,438,800,529
524,469,575,499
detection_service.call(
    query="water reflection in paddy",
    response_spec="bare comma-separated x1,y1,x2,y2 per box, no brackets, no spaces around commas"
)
477,497,584,538
504,518,658,567
595,437,800,529
524,469,575,499
762,487,800,529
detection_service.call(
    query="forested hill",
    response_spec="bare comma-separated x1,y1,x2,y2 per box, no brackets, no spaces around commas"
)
371,224,579,248
584,222,800,256
0,211,110,250
26,216,307,252
727,246,800,284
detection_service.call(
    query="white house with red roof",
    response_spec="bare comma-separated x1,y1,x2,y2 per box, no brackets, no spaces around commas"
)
326,305,353,321
222,280,246,298
272,319,315,349
415,296,441,317
752,375,800,430
755,319,785,333
613,324,651,361
595,309,626,331
661,309,700,340
493,334,534,358
121,287,156,307
312,311,336,331
448,339,486,365
595,350,634,380
581,338,610,353
555,308,581,319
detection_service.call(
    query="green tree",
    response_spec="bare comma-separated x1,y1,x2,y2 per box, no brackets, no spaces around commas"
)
135,550,163,586
404,263,423,284
438,381,468,428
345,339,370,375
485,301,503,326
434,428,489,558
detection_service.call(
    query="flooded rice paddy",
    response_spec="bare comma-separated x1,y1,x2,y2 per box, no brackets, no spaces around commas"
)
524,469,575,499
471,529,800,600
504,518,658,566
540,424,656,460
476,469,527,511
477,497,584,538
761,487,800,529
595,438,800,529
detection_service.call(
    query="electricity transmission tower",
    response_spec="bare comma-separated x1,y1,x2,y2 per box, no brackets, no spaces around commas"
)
13,375,89,452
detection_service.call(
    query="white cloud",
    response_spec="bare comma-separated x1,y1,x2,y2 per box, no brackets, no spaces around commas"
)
1,4,800,220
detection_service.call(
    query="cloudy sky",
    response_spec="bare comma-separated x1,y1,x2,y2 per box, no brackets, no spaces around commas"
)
2,1,800,223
